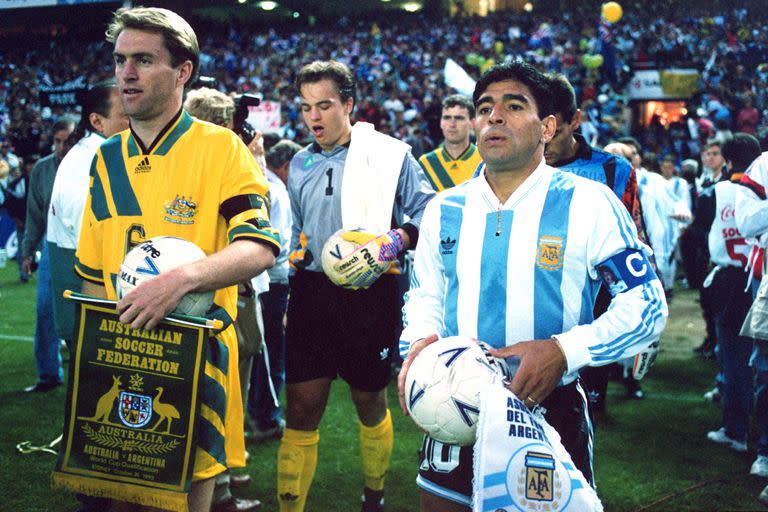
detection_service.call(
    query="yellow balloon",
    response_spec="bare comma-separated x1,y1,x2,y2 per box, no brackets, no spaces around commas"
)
602,1,623,23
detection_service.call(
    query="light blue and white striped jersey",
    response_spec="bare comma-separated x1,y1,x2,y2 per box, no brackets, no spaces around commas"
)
401,160,667,384
287,138,435,274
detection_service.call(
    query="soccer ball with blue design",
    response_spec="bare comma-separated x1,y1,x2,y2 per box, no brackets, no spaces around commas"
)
115,236,215,318
404,336,512,446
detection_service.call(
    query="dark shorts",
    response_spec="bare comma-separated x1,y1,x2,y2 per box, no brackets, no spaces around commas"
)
417,380,593,506
285,270,401,392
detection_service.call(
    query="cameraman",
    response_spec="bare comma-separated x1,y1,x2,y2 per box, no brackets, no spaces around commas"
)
184,86,266,512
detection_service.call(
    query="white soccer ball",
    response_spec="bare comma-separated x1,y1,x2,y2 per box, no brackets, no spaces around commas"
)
405,336,511,446
115,236,215,317
320,228,388,288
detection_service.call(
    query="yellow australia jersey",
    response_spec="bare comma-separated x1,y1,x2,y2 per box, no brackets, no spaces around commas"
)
75,110,280,479
418,143,483,192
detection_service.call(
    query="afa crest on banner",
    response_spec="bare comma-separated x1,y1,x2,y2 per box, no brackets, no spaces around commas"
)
52,292,221,512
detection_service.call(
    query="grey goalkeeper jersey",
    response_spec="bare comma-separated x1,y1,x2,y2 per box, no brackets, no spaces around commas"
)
287,139,436,274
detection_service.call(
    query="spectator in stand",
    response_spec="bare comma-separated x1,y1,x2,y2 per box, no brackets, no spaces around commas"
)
22,117,74,393
737,96,760,136
3,6,768,201
404,126,431,160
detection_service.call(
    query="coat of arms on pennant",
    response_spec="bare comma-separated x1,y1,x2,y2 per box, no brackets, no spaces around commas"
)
119,390,153,429
53,293,215,512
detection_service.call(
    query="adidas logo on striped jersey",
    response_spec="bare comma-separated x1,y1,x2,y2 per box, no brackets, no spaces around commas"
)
440,237,456,253
135,156,151,173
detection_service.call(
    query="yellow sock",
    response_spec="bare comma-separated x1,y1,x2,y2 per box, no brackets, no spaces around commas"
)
277,428,319,512
359,409,393,491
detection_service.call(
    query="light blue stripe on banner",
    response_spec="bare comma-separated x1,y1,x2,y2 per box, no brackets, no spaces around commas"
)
526,458,556,469
534,172,575,339
571,478,584,490
478,210,513,348
440,196,465,336
483,495,514,511
483,471,506,487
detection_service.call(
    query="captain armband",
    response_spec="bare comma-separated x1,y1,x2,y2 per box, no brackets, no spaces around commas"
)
596,249,656,297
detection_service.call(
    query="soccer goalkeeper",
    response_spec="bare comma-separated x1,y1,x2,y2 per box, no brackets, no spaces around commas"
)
279,60,434,512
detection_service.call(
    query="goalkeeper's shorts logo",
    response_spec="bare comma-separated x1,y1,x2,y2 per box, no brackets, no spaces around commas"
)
536,236,564,271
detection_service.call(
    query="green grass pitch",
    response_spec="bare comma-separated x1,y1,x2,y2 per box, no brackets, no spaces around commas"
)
1,262,766,511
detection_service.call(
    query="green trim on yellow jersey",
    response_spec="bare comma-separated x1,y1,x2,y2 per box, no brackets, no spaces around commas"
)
101,136,142,216
418,143,483,192
155,112,194,156
127,135,140,158
89,158,112,222
74,256,104,283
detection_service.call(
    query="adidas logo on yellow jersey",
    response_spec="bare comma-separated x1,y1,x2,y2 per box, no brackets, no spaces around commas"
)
134,156,151,173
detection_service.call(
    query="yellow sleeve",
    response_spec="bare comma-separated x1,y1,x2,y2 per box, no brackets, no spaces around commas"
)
218,135,281,256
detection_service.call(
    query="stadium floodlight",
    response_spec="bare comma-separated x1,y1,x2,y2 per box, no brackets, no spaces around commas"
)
258,0,278,10
524,2,533,11
237,0,247,4
402,2,421,12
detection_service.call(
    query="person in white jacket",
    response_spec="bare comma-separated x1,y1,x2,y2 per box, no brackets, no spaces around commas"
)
734,151,768,501
47,80,128,344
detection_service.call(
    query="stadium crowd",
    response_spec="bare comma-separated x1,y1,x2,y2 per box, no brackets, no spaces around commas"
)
2,3,768,511
1,6,768,167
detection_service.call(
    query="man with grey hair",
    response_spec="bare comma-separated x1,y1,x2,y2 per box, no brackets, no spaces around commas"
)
22,117,74,393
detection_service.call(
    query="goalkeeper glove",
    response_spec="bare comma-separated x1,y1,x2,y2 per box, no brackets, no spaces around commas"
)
341,228,405,263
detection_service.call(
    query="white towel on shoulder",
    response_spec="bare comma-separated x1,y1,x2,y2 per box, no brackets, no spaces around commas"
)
341,122,409,233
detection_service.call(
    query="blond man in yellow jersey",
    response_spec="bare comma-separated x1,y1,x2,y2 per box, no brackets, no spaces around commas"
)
75,7,278,511
418,94,483,191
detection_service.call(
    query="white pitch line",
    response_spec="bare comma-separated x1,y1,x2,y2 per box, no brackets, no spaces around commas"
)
0,333,33,342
